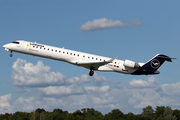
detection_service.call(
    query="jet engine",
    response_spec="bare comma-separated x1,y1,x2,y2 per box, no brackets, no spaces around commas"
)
124,60,140,68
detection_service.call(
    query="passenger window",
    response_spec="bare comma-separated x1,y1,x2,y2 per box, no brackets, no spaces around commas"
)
67,52,68,54
36,46,38,48
40,47,42,49
59,51,61,53
74,54,75,56
96,58,98,60
92,57,94,59
100,59,101,61
51,49,53,51
48,48,49,51
77,54,79,57
55,50,57,52
63,51,65,54
33,46,35,48
44,48,46,50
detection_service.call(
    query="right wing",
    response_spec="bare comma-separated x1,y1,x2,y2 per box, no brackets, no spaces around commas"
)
72,56,118,70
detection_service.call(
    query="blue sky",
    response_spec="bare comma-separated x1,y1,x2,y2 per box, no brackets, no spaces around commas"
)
0,0,180,114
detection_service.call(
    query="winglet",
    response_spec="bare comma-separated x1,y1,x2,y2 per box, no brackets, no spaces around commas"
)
107,56,118,63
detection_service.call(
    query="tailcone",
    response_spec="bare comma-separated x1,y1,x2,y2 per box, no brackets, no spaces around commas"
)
154,71,160,74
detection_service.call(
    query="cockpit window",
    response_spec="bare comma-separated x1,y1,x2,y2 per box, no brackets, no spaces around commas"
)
12,41,20,44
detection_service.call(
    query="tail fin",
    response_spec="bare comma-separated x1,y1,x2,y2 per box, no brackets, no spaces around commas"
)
132,54,174,75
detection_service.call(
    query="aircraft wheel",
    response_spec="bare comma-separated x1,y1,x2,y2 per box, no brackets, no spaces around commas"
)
89,70,94,76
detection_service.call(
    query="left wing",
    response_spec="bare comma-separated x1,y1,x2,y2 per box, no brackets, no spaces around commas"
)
72,56,118,70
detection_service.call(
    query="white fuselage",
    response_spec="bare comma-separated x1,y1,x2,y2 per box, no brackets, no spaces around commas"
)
3,40,140,75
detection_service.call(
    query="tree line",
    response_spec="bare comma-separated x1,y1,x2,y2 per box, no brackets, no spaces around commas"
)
0,105,180,120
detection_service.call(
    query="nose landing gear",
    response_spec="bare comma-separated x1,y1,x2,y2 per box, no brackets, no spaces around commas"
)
10,51,13,57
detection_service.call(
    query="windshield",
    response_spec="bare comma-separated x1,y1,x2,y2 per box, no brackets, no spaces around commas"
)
12,41,20,44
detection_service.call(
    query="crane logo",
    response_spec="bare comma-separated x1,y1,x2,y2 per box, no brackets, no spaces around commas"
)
151,59,160,69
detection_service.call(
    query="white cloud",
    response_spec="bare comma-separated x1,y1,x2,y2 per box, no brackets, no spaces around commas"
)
6,58,180,114
85,86,109,93
14,96,35,111
125,19,143,26
92,74,109,86
11,58,108,87
0,94,13,114
112,80,123,89
79,18,142,32
128,88,161,108
128,76,158,88
38,85,86,97
161,82,180,96
12,58,66,87
11,76,180,114
16,88,30,93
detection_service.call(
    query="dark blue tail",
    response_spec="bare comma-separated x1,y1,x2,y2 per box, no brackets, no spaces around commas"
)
132,54,173,75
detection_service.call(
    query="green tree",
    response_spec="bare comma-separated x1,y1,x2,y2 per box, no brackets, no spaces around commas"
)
81,108,87,114
13,112,30,120
80,108,103,120
31,108,46,120
173,109,180,120
105,109,124,120
93,110,104,120
163,106,176,120
36,108,46,113
154,106,165,120
125,112,137,120
0,113,13,120
45,108,67,120
72,110,84,120
155,106,165,115
141,105,154,120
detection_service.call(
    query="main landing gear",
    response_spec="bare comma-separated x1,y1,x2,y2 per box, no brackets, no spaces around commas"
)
89,67,94,76
89,70,94,76
10,51,13,57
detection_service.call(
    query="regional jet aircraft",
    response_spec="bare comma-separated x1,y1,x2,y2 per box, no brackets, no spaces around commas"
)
3,40,174,76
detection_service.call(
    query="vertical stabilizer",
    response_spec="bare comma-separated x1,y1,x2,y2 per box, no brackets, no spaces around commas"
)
132,54,173,75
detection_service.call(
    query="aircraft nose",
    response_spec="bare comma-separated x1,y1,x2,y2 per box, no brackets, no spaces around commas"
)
3,44,7,48
3,44,11,51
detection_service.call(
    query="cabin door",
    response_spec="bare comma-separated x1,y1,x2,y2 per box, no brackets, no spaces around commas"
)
22,41,28,51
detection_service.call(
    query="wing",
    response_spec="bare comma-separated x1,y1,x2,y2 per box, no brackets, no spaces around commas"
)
73,56,118,70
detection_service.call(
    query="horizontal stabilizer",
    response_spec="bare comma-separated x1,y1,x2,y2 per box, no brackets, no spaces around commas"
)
157,55,176,62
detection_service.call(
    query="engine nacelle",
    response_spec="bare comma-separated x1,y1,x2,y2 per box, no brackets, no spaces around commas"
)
124,60,140,68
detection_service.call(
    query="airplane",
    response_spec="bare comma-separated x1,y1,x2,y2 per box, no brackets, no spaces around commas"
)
3,40,174,76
